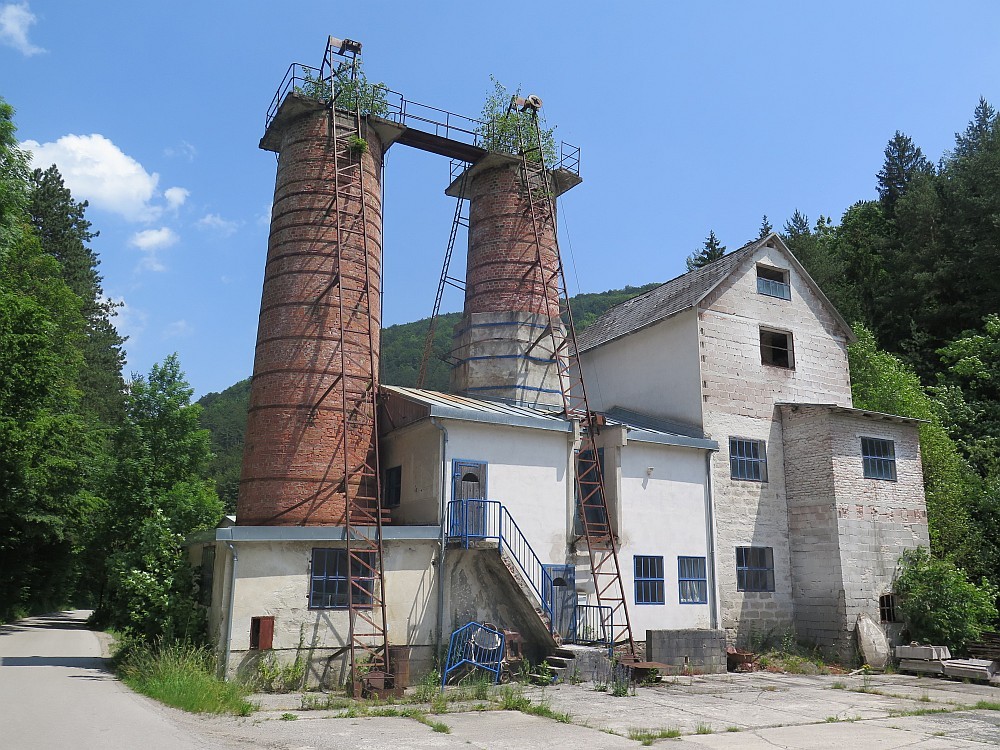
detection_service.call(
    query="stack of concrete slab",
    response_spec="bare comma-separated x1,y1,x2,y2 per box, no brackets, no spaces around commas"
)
896,644,950,675
896,644,1000,684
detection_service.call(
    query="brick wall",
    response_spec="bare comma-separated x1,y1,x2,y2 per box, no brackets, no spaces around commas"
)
237,107,384,526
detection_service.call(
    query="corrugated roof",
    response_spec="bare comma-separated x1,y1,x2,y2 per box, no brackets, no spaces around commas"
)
576,238,762,353
381,385,718,450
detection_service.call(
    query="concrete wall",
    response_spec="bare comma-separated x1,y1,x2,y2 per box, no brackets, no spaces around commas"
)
581,308,703,428
781,404,928,658
698,243,854,644
212,538,439,687
380,420,442,525
612,439,714,635
647,629,726,674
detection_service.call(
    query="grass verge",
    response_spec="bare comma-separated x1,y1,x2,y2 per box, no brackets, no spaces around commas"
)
117,640,255,715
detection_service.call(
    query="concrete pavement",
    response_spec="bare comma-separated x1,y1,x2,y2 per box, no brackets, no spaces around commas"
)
4,610,1000,748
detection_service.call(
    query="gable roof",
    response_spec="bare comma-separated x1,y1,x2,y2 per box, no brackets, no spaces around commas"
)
576,233,855,353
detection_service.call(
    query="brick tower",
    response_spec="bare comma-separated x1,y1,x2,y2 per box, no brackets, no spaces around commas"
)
447,156,580,407
237,96,386,526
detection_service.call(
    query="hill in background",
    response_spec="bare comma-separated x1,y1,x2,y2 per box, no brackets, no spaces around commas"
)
198,282,662,510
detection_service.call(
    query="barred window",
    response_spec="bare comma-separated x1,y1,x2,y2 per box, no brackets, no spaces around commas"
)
678,556,708,604
309,548,374,609
862,437,896,481
634,555,665,605
730,438,767,482
736,546,774,592
879,593,899,623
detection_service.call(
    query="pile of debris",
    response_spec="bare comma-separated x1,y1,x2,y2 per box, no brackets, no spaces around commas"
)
896,643,1000,685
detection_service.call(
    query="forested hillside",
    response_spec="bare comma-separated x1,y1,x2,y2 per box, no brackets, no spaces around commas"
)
198,282,663,509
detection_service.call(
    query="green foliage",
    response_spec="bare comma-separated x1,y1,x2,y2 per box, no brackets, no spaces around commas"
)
116,637,255,715
848,326,978,564
477,76,557,164
251,649,306,693
894,547,998,653
198,378,251,512
685,230,726,270
295,65,389,117
348,135,369,155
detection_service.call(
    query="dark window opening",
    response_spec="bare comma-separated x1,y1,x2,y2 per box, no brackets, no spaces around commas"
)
309,548,375,609
862,437,897,481
736,546,775,592
199,545,215,606
760,329,794,369
384,465,402,508
757,265,791,300
635,555,665,605
575,448,608,536
879,593,899,623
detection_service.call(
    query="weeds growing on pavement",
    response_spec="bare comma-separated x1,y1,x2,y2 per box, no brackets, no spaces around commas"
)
627,728,681,745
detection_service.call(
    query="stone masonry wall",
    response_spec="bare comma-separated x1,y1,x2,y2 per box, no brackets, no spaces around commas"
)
697,242,854,644
238,106,384,526
647,629,727,674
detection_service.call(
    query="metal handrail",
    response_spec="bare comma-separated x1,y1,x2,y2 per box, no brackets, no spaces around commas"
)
575,604,613,647
447,499,555,627
442,621,505,687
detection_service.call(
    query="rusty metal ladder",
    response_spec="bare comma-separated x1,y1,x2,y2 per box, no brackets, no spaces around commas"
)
513,101,638,660
322,37,391,691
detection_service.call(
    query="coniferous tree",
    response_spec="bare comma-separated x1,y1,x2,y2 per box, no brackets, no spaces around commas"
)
757,215,773,239
29,166,126,424
782,209,811,239
877,131,934,214
685,230,726,270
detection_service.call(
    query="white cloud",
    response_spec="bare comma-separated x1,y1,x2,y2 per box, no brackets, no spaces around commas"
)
164,186,189,211
108,295,146,344
0,2,44,56
197,212,240,236
162,319,192,339
22,133,188,222
129,227,177,272
257,203,273,226
164,140,196,161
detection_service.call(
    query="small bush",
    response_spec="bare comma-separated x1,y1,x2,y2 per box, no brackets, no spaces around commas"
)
895,547,998,653
412,669,440,702
117,640,254,715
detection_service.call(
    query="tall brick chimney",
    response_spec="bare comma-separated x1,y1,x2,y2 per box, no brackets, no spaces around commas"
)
237,97,385,526
447,156,580,407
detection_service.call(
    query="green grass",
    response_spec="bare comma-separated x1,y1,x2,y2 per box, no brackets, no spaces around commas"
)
627,727,681,745
974,700,1000,711
280,712,297,721
831,680,846,690
117,641,255,716
695,723,714,734
726,726,741,732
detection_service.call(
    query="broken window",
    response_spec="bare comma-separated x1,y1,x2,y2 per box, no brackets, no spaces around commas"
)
760,328,794,369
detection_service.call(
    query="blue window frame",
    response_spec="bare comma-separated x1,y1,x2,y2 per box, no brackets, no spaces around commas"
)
736,546,774,592
730,438,767,482
309,548,374,609
757,265,791,300
634,555,665,605
861,437,896,481
678,556,708,604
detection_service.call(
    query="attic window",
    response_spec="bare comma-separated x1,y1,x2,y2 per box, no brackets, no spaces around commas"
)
756,265,791,300
760,328,794,369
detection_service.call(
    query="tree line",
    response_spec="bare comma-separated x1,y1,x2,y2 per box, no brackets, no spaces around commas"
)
0,98,220,639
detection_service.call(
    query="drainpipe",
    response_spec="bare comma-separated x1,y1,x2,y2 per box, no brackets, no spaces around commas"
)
704,451,720,630
431,417,449,654
220,540,238,680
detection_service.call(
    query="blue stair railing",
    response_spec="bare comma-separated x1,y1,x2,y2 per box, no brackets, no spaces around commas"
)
442,621,506,687
447,499,556,630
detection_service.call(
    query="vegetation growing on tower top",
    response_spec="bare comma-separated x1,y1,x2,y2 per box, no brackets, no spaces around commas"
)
296,61,389,118
477,76,557,165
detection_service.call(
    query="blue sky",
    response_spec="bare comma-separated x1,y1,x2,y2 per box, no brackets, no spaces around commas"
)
4,1,1000,398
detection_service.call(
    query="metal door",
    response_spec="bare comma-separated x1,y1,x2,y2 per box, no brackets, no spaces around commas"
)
543,565,577,641
451,460,487,538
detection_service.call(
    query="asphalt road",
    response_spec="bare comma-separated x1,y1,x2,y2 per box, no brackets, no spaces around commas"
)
0,610,226,750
